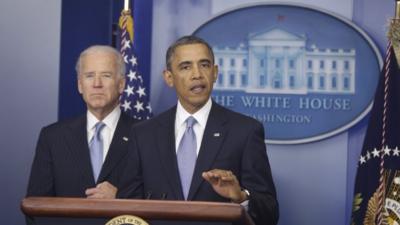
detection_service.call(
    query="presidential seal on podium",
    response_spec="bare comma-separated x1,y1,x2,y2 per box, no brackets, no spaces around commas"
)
106,215,149,225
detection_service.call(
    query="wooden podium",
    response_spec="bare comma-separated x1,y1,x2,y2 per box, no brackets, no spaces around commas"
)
21,197,255,225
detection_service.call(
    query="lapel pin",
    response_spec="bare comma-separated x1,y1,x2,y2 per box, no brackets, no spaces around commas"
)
123,137,129,141
213,133,220,137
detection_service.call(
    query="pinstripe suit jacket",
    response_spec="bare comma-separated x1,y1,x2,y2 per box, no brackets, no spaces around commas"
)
26,112,140,198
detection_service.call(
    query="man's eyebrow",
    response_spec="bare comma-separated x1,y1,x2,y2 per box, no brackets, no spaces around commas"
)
199,59,212,64
178,61,192,67
100,71,113,74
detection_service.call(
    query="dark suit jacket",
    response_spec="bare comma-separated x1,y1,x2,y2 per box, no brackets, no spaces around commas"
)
27,112,140,198
130,102,279,225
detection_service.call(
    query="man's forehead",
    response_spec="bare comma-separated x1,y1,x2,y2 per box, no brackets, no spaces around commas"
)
81,70,113,74
175,43,208,53
81,55,116,66
81,51,116,63
173,44,211,61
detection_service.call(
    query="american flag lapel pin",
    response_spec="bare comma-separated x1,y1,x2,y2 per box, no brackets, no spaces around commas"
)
213,133,220,137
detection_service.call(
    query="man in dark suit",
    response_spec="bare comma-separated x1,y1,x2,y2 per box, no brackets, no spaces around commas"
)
27,45,139,199
130,36,279,225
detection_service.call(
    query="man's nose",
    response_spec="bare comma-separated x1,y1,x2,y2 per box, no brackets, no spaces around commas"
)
93,75,103,87
191,65,202,79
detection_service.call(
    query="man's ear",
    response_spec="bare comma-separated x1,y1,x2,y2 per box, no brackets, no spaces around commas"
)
77,77,83,94
163,69,174,87
213,65,218,83
118,76,126,94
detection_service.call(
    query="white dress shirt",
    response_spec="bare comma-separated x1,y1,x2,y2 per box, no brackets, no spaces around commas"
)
174,98,212,154
87,106,121,161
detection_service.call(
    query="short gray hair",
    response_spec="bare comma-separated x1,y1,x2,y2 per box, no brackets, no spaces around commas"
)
75,45,126,77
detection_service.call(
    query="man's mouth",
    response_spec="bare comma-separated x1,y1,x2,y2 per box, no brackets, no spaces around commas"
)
91,93,104,97
190,84,206,94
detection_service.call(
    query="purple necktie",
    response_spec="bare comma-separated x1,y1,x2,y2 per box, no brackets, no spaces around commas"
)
89,122,105,182
177,116,197,199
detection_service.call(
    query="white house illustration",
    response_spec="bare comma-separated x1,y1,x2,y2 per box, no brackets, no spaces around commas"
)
213,28,356,94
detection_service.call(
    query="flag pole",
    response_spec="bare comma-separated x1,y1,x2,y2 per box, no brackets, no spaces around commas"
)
119,0,133,42
124,0,129,12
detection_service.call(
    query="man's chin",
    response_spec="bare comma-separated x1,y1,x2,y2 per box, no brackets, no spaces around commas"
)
87,102,107,111
190,98,209,109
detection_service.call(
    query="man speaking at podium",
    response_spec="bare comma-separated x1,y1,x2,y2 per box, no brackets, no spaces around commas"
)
27,46,139,199
130,36,279,225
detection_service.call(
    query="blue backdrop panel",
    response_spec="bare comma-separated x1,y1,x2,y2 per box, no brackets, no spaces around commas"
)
58,0,113,119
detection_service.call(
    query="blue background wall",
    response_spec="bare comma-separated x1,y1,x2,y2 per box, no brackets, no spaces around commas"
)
0,0,394,224
0,0,61,224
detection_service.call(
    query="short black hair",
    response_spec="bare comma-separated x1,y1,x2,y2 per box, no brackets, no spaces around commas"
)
165,35,215,70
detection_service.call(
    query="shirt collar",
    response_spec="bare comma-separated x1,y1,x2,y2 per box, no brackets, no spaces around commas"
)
87,106,121,131
176,98,212,129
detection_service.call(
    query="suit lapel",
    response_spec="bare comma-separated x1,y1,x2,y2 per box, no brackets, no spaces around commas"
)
188,103,229,200
156,107,185,200
97,113,131,182
65,116,96,187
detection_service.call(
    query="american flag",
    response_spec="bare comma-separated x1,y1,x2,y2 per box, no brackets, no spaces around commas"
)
119,9,152,120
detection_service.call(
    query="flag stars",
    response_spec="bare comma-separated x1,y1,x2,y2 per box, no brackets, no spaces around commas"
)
359,146,400,167
121,100,132,112
124,85,134,97
138,75,143,83
134,100,144,112
372,148,380,158
121,38,131,50
359,155,366,164
146,104,152,113
127,70,137,81
393,147,400,156
130,56,137,66
136,86,146,98
384,146,391,156
118,24,152,119
366,151,371,160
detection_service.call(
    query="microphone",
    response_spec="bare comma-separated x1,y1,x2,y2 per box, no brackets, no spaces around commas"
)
145,191,152,199
161,193,168,200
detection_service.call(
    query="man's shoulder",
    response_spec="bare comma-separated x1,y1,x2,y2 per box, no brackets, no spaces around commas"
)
41,115,85,133
42,111,138,130
133,106,176,129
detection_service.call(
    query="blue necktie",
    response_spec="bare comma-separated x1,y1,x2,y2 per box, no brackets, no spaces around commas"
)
89,122,105,182
177,116,197,199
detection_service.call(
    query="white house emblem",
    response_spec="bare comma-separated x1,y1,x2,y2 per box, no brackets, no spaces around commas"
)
194,3,382,144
